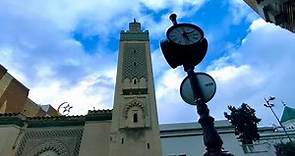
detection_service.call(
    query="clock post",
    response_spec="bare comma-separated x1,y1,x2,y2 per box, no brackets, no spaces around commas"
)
160,13,233,156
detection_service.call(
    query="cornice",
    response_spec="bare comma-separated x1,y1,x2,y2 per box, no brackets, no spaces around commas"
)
0,109,113,128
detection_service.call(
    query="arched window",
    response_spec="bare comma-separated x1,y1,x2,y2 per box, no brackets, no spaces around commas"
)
133,113,138,123
38,150,58,156
133,79,137,84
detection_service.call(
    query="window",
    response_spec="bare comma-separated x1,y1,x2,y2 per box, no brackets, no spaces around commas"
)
121,138,124,144
133,113,138,123
133,79,137,84
147,143,150,149
178,154,186,156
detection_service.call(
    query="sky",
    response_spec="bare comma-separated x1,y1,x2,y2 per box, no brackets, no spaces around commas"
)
1,0,295,126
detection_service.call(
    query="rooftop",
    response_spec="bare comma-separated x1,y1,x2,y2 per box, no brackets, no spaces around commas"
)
280,106,295,123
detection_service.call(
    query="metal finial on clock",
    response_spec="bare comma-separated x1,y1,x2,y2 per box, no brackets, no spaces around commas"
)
169,13,177,25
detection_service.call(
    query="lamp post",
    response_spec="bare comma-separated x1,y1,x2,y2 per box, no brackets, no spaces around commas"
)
264,96,292,143
160,13,233,156
187,67,231,156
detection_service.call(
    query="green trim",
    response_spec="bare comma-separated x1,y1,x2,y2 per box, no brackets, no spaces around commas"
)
86,111,112,121
27,118,85,128
0,116,24,127
123,88,148,95
0,111,113,127
120,31,149,41
281,106,295,123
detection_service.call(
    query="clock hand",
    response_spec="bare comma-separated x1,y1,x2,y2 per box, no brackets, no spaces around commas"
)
182,31,190,40
186,30,195,34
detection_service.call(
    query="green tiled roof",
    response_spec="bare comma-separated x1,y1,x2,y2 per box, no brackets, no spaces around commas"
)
280,106,295,123
0,109,112,127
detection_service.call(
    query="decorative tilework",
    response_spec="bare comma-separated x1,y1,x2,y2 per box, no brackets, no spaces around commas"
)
120,31,149,41
16,127,83,156
124,100,144,118
122,43,147,80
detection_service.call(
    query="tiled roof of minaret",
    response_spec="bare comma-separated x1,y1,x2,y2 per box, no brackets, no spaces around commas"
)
280,106,295,123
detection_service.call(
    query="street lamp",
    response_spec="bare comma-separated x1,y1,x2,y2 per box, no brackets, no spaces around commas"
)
160,13,233,156
264,96,292,143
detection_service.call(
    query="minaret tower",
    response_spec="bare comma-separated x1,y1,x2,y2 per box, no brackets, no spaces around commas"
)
109,20,162,156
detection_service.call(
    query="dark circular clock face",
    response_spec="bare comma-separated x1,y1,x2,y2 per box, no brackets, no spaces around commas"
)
167,23,204,46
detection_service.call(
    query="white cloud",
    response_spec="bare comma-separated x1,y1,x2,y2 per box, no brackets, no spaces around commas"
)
30,71,115,115
155,68,198,123
249,19,268,31
204,19,295,126
4,0,293,127
0,0,130,115
228,0,258,25
209,65,251,82
142,0,207,12
156,68,184,98
0,0,207,119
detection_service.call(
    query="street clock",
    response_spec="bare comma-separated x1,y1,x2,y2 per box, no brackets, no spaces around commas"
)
160,13,208,69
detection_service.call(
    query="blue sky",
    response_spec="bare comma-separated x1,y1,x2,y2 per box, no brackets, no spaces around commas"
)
1,0,295,126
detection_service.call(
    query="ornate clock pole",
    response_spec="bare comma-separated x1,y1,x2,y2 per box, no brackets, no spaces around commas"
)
160,13,233,156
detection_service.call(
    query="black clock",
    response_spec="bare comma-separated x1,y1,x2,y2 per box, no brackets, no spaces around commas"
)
160,13,208,69
166,23,204,46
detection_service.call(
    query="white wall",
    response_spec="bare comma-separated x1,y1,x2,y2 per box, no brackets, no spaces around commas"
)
0,125,21,156
79,121,111,156
161,132,245,156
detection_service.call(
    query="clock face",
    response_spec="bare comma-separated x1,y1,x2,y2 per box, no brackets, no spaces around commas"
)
167,24,203,46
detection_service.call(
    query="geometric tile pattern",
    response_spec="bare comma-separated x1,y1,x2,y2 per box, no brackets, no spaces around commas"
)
16,127,83,156
122,43,147,80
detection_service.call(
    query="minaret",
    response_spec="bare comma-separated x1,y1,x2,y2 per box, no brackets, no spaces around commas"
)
109,20,162,156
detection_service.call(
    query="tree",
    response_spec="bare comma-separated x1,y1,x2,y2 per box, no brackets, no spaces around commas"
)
224,103,261,144
275,142,295,156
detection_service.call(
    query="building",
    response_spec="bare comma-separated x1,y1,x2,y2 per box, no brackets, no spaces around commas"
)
1,20,295,156
1,111,294,156
160,120,245,156
0,64,59,117
281,106,295,129
0,20,162,156
160,120,295,156
243,0,295,33
245,106,295,156
109,19,162,156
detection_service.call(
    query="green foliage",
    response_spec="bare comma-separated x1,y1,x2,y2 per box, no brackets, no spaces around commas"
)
275,142,295,156
224,103,261,144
